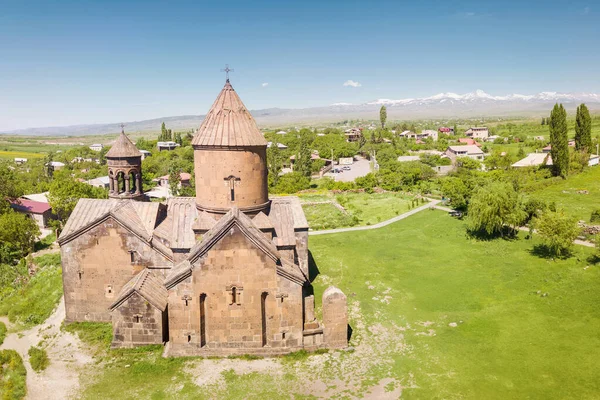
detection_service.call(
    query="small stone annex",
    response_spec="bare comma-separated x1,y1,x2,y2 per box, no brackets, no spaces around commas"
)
58,78,348,356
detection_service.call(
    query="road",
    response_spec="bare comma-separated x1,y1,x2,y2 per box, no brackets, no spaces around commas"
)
325,157,371,182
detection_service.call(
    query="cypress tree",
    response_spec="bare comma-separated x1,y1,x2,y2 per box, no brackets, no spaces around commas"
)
549,103,569,178
575,103,592,152
379,105,387,129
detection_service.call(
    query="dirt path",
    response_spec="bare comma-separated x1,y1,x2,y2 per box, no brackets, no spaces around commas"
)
0,297,92,400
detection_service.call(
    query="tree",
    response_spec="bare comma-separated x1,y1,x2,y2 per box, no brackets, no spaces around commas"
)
48,172,107,224
453,123,458,135
160,122,167,141
295,139,312,178
466,181,526,236
534,210,580,257
379,106,387,129
0,162,23,214
0,211,40,263
517,145,525,159
168,166,181,196
267,144,283,186
574,103,592,153
548,103,569,178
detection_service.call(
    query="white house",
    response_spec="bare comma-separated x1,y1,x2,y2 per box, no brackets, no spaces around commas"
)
511,153,553,168
14,158,27,165
267,142,288,149
465,127,489,139
445,145,485,161
89,144,104,152
85,176,111,189
157,141,180,151
139,150,152,160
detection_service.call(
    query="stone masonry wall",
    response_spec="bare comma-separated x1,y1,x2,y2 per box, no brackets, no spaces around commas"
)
167,226,304,356
194,148,269,213
322,286,348,349
111,293,165,348
61,218,172,322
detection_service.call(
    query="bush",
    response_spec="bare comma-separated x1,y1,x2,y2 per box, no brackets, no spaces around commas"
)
270,172,311,194
0,350,27,400
533,210,580,258
63,322,113,350
0,263,63,327
0,322,6,346
28,346,49,372
590,209,600,223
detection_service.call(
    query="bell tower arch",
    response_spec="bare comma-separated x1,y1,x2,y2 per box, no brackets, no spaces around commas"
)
106,125,145,200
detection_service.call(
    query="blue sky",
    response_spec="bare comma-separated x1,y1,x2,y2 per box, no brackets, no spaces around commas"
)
0,0,598,130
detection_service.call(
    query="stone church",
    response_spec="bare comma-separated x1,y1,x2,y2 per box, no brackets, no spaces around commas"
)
58,78,348,356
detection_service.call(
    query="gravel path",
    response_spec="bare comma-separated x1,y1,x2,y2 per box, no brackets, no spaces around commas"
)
0,297,92,400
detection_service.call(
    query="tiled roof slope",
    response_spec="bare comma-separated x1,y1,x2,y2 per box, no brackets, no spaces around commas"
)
154,197,198,249
109,268,168,311
58,199,162,246
105,131,142,158
191,81,267,147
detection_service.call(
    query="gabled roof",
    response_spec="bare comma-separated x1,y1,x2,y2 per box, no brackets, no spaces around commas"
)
187,207,279,264
9,199,51,214
106,131,142,158
58,199,172,260
191,81,267,148
165,206,306,289
109,269,167,311
153,197,197,249
252,212,274,230
269,197,308,246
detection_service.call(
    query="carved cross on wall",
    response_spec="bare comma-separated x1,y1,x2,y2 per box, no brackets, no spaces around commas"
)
224,175,241,202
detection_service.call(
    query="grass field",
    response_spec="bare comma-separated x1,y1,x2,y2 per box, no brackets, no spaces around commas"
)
531,166,600,222
72,211,599,398
0,150,45,160
300,191,414,229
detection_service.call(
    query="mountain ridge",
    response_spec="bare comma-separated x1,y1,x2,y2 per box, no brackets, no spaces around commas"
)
3,90,599,136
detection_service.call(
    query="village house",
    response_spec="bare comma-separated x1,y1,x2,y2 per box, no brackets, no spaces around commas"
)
512,153,553,168
85,176,111,189
465,127,489,139
139,150,152,160
267,142,288,149
445,145,485,161
59,79,348,356
46,161,65,171
89,143,104,152
152,172,192,188
157,141,180,151
438,126,454,135
14,158,27,165
9,198,54,229
344,128,362,142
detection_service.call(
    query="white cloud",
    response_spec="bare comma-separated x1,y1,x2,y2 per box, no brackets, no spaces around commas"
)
343,80,361,88
261,82,269,87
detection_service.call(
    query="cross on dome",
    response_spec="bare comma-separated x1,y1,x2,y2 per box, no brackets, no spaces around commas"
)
221,64,234,82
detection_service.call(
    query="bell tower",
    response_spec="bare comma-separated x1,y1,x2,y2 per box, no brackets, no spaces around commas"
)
106,125,144,200
192,75,269,217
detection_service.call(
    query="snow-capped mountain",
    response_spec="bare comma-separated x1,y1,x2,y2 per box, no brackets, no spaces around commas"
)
4,90,599,136
365,90,600,106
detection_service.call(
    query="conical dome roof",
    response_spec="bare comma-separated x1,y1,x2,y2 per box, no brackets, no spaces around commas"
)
192,81,267,148
106,130,142,158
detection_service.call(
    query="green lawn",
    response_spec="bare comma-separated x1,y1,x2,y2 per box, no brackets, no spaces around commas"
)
531,166,600,222
0,150,44,160
310,211,600,399
74,211,600,398
300,191,414,229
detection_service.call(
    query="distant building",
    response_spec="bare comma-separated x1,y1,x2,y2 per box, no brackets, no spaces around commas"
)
139,150,152,160
397,156,421,162
89,144,104,152
275,130,287,135
446,145,485,161
399,130,437,141
512,153,553,168
465,127,489,139
152,172,192,188
46,161,65,171
458,138,481,147
22,192,49,203
157,141,180,151
267,142,288,149
9,198,54,229
344,128,362,142
14,158,27,165
420,130,438,141
438,127,454,135
85,176,111,189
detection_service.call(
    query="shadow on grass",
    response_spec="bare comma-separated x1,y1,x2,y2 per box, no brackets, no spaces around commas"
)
308,250,320,283
529,244,572,260
466,227,520,242
586,253,600,265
